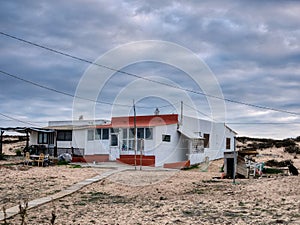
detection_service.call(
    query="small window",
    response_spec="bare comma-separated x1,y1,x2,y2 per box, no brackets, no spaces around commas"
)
87,129,94,141
57,130,72,141
129,128,135,138
95,129,101,140
122,140,127,151
137,139,144,152
162,134,171,142
145,128,153,140
137,128,144,139
128,140,134,150
226,138,231,149
38,132,48,144
111,134,118,146
204,133,210,148
122,128,128,139
102,128,109,140
111,128,120,133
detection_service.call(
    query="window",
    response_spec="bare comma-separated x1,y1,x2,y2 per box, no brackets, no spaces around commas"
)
204,133,210,148
145,128,153,140
95,129,101,140
162,134,171,142
111,128,120,133
137,139,144,152
123,128,128,139
38,132,48,144
128,140,134,150
226,138,231,149
57,130,72,141
129,128,135,138
192,139,204,153
102,128,109,140
111,134,118,146
137,128,144,139
88,128,109,141
121,127,151,152
87,129,94,141
122,128,135,151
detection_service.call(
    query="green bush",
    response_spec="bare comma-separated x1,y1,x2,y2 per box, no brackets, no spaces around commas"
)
294,136,300,142
15,149,22,156
263,168,284,174
0,153,6,160
57,160,69,165
284,145,300,154
265,159,291,167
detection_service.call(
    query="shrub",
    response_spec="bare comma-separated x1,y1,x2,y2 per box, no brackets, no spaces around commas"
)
294,136,300,142
15,149,22,156
265,159,292,167
284,145,300,154
57,160,69,166
263,168,284,174
0,153,6,160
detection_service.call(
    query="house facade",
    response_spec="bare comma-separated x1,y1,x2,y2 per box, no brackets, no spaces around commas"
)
29,114,236,168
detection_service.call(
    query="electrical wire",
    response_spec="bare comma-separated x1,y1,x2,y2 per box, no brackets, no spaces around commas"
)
182,103,213,121
0,69,175,109
1,31,300,116
0,112,41,127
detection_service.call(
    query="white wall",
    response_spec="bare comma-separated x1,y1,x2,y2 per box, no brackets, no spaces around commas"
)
73,129,86,149
85,139,110,155
154,124,188,167
181,116,236,163
29,131,38,145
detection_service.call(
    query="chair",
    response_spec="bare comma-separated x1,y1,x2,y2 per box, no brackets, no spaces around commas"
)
35,153,45,167
24,152,33,166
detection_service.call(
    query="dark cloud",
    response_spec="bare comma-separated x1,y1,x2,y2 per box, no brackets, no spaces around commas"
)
0,0,299,138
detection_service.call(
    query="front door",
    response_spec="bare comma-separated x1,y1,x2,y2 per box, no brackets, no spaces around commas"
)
109,133,119,160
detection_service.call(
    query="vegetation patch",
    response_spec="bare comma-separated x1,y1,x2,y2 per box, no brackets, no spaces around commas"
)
263,168,284,174
265,159,291,167
237,136,300,152
57,161,69,166
181,164,199,170
79,191,129,204
69,164,82,168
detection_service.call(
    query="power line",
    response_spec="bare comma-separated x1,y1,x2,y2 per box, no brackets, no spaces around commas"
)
1,31,300,116
0,112,41,127
0,69,175,109
227,122,300,125
183,103,213,121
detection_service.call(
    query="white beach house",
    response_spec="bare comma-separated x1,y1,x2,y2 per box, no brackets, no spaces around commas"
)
29,113,236,168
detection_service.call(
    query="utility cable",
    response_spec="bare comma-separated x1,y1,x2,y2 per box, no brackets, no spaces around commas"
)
1,31,300,116
0,112,41,127
0,69,175,109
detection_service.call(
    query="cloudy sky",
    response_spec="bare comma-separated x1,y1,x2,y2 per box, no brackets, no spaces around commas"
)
0,0,300,139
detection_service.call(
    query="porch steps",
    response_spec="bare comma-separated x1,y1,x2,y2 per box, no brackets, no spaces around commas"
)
117,155,155,167
72,154,109,163
163,160,190,169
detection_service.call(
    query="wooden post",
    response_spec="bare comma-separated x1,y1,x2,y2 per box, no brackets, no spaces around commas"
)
0,129,4,156
26,129,29,149
140,139,143,170
180,101,183,126
133,100,137,170
233,137,237,184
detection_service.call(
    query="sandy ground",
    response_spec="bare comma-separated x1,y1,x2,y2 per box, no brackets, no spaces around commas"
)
1,140,300,224
1,136,26,156
1,162,299,225
0,164,105,210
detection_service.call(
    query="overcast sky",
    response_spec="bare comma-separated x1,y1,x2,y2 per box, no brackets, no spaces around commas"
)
0,0,300,139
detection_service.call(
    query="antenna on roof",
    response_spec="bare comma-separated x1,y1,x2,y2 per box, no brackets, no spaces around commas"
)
180,101,183,126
